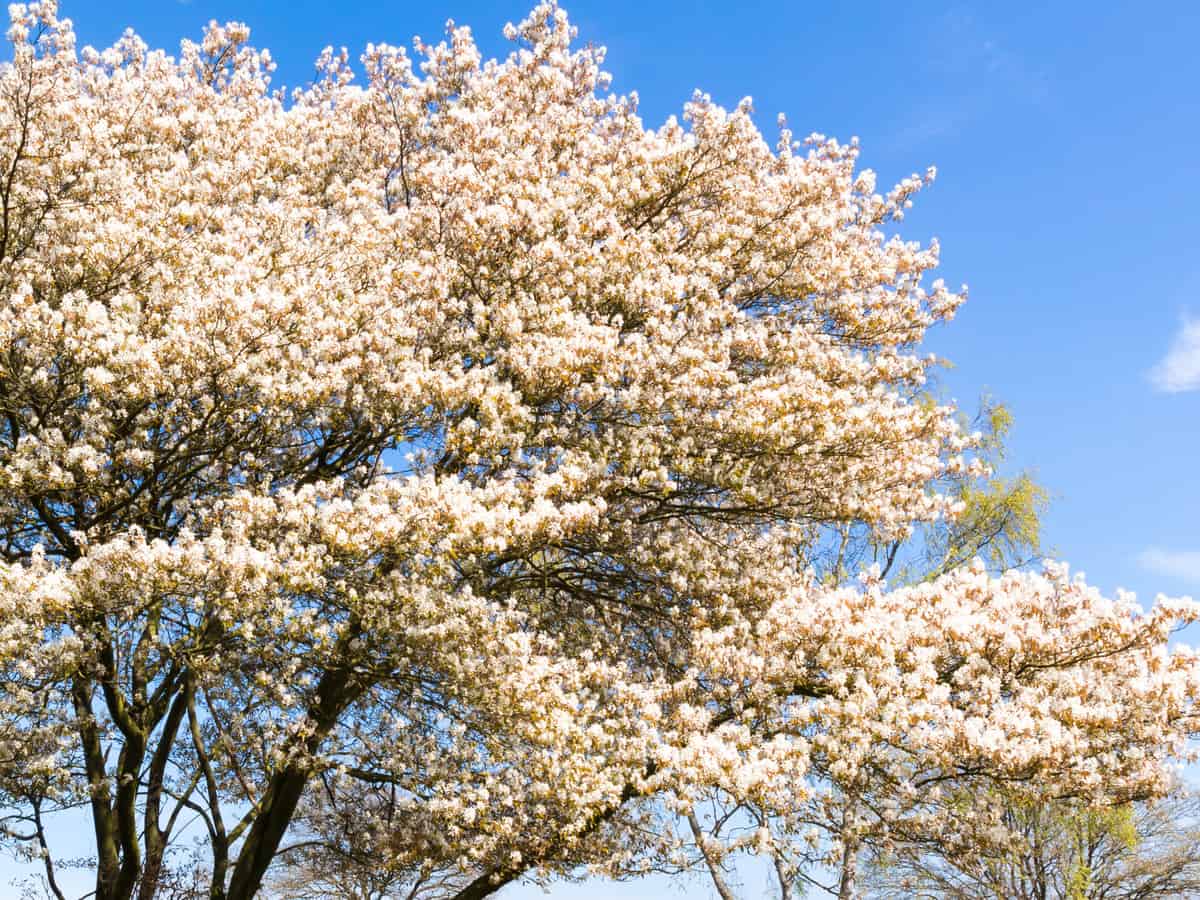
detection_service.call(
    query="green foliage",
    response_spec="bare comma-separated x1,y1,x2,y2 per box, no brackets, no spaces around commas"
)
1064,805,1139,900
876,396,1050,586
937,398,1047,571
940,472,1049,574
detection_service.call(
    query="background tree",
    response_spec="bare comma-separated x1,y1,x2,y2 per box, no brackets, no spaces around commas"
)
865,789,1200,900
0,4,1196,900
672,404,1198,900
670,398,1054,899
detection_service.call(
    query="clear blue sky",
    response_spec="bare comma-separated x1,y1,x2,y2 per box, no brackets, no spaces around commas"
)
19,1,1200,897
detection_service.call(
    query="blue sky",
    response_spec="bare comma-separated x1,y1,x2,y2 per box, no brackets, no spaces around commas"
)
16,1,1200,897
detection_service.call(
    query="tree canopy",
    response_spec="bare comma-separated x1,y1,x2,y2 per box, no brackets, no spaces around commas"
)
0,3,1196,899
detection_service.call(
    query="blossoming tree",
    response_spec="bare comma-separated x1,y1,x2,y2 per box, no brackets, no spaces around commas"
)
0,3,1196,900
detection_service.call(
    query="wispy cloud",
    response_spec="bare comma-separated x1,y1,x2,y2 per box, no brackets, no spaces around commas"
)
885,9,1050,153
1150,317,1200,393
1138,547,1200,583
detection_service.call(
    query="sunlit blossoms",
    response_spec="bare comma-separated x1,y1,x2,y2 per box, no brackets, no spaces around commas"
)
0,2,1195,899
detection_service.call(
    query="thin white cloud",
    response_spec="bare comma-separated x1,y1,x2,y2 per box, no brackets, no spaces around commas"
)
1138,547,1200,584
1150,317,1200,393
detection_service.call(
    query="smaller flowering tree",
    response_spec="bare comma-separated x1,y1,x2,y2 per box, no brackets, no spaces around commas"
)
665,403,1055,898
661,562,1197,898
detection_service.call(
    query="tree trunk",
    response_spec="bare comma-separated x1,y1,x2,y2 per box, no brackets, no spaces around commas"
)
447,869,522,900
838,837,858,900
688,811,738,900
73,678,122,900
224,662,362,900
